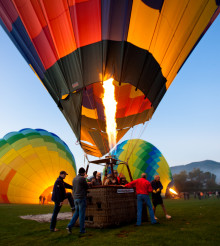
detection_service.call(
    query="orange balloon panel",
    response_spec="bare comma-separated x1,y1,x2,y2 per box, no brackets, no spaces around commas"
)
1,0,219,157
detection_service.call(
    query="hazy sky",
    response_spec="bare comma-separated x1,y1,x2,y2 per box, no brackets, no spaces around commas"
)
0,16,219,175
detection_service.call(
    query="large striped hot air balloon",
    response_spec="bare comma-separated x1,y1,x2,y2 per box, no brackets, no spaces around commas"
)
111,139,173,195
0,0,219,157
0,128,76,204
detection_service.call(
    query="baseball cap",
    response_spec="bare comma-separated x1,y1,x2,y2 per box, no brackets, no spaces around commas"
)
60,171,68,175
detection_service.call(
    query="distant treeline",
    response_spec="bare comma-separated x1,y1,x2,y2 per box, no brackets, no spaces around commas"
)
173,168,220,192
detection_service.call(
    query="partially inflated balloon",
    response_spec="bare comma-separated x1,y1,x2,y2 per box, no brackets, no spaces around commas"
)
111,139,172,195
0,0,219,156
0,129,76,204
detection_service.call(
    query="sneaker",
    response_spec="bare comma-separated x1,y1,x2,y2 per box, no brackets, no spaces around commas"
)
166,214,171,219
154,216,158,220
66,227,72,234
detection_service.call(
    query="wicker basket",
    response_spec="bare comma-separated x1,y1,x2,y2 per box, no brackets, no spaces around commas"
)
82,186,148,228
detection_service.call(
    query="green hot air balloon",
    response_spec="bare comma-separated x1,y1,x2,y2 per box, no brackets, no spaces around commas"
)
111,139,173,195
0,128,76,204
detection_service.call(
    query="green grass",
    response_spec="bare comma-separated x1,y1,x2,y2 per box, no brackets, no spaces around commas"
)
0,199,220,246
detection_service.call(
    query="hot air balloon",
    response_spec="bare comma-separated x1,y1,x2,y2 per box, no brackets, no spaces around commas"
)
111,139,173,195
0,0,219,157
0,128,76,204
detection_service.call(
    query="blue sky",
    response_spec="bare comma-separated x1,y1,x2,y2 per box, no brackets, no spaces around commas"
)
0,16,219,175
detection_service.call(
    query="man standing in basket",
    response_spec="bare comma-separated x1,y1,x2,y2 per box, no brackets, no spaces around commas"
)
67,167,89,234
125,173,158,226
151,175,171,220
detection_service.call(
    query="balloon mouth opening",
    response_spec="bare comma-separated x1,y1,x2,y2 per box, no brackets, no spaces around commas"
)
39,185,53,204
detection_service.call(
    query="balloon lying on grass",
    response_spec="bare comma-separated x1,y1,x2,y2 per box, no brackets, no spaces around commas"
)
111,139,173,195
0,0,219,157
0,129,76,204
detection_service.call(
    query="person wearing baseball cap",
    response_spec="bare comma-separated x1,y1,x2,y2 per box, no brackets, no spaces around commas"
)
50,170,74,232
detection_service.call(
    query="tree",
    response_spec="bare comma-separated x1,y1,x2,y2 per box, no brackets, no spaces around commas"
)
173,171,187,191
173,168,219,192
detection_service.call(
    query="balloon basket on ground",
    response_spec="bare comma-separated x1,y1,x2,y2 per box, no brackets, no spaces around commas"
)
81,156,148,228
82,186,148,228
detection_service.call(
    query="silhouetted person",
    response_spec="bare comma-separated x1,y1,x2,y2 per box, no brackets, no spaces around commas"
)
120,176,128,185
67,168,89,234
39,195,42,205
113,170,120,184
186,192,190,200
91,172,102,186
88,171,97,182
151,175,171,220
194,192,196,199
50,171,74,232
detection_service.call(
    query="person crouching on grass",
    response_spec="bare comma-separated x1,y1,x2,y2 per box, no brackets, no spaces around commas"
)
151,175,171,220
124,173,159,226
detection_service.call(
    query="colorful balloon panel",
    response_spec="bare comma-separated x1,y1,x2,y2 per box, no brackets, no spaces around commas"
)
0,0,219,157
0,129,76,204
111,139,172,195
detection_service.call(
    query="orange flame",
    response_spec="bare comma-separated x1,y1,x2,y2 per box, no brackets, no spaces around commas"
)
169,188,178,195
102,78,117,150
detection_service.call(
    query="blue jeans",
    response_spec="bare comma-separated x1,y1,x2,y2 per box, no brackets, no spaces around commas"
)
137,194,157,225
50,202,61,230
68,198,86,233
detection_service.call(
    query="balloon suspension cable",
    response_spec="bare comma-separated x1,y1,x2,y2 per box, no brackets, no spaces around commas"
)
118,120,150,175
126,121,150,163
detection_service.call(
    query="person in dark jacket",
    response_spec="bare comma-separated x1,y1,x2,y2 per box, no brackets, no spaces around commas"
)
151,175,171,220
50,171,74,232
66,167,89,234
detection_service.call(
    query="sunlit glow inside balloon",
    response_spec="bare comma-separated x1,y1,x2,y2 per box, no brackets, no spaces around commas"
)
169,188,178,195
102,78,117,150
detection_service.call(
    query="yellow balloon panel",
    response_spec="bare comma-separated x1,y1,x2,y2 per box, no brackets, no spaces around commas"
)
0,129,76,204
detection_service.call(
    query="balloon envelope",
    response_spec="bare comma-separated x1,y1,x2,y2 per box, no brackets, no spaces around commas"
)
111,139,173,195
0,128,76,204
0,0,219,156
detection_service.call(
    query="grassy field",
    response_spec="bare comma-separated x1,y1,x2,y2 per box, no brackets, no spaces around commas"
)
0,198,220,246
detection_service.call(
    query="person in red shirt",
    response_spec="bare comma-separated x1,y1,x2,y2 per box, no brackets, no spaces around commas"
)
125,173,158,225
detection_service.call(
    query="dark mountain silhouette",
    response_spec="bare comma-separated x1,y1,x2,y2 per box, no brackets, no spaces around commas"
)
170,160,220,183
